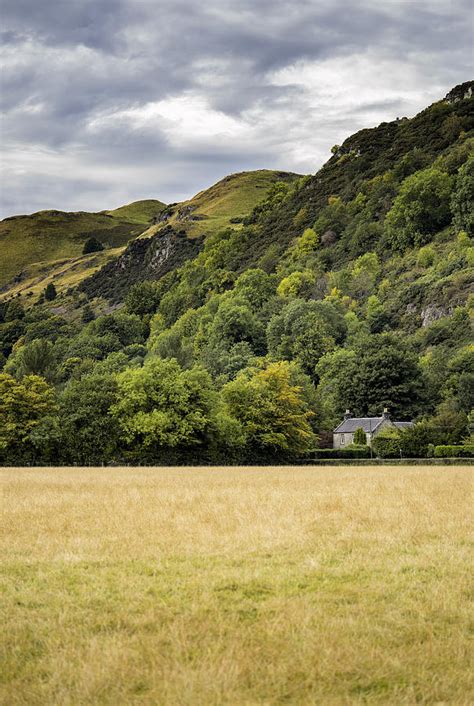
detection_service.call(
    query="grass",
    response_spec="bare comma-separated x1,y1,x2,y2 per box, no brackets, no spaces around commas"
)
106,200,166,225
0,209,150,287
0,247,127,302
159,169,301,240
1,465,472,705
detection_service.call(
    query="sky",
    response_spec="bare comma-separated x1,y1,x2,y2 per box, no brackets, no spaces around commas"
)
0,0,472,218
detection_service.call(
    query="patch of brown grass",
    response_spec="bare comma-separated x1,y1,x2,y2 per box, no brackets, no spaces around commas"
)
1,466,472,705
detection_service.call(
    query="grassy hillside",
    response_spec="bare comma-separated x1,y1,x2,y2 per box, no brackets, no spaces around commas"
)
0,247,127,302
138,170,302,241
77,170,301,301
106,199,166,224
0,202,166,288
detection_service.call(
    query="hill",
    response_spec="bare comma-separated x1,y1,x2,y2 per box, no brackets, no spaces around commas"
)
78,170,301,301
0,81,473,466
152,169,301,238
0,200,167,288
105,199,167,224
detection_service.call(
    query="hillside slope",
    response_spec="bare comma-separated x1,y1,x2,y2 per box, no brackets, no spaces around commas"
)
79,170,301,300
0,200,166,288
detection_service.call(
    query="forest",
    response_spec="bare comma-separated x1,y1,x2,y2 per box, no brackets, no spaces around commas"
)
1,82,473,465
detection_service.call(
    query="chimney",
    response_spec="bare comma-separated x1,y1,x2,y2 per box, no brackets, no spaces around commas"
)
383,407,390,419
344,409,352,420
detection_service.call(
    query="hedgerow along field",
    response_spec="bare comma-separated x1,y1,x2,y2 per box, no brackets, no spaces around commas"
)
1,466,472,705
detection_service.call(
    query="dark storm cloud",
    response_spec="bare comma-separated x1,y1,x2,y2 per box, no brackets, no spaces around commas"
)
0,0,472,216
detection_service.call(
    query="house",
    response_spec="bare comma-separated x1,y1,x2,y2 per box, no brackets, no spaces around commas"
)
333,409,413,449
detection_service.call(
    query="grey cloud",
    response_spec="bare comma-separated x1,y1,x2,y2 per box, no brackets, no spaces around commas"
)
0,0,472,217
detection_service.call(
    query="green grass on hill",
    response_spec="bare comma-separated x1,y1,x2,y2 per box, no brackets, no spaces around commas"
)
160,169,301,239
106,200,166,224
0,247,127,302
0,207,162,287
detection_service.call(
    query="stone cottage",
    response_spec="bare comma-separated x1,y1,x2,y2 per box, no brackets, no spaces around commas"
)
333,409,413,449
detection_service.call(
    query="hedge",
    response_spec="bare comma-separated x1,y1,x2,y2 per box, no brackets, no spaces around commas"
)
311,446,371,459
433,444,474,458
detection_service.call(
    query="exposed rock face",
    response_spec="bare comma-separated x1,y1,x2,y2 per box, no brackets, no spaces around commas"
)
79,227,203,301
321,230,337,246
420,304,453,327
445,81,474,104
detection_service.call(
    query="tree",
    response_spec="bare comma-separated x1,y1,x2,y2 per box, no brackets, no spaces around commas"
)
81,304,95,323
353,427,367,445
277,270,315,299
85,312,146,347
222,361,315,458
323,333,423,419
207,296,265,355
451,156,474,235
44,282,57,301
5,339,57,382
0,373,58,463
266,299,345,379
384,168,454,251
111,358,220,455
125,281,161,316
59,373,119,464
82,237,104,254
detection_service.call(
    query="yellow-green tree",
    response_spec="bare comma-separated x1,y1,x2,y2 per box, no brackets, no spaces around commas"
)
222,361,315,456
0,373,58,462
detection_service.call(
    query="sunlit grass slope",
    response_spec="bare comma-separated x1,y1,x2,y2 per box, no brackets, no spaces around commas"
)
1,466,472,705
139,170,301,241
0,246,127,302
106,199,166,224
0,203,165,286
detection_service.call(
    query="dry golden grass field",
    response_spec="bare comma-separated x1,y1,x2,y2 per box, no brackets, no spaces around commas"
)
1,466,473,705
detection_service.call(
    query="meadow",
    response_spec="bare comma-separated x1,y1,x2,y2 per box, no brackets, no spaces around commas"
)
1,466,472,705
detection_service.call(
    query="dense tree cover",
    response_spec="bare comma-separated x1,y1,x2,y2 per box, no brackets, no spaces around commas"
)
0,90,473,464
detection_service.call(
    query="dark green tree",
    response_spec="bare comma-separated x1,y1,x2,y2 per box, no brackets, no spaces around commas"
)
44,282,57,301
5,339,57,382
451,156,474,235
82,237,104,254
327,333,423,419
125,281,161,316
59,373,119,464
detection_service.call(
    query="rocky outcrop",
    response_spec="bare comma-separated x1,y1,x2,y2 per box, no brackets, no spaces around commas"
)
79,227,203,302
420,304,454,327
445,81,474,104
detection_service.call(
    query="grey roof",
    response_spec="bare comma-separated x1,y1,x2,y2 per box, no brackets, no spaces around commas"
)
334,417,414,433
334,417,384,433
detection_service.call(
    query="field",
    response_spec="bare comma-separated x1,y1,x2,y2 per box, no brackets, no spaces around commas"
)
1,466,472,705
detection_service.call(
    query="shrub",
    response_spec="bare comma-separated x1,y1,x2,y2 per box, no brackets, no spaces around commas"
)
44,283,57,301
83,237,104,254
433,445,474,458
372,427,402,458
312,445,370,459
353,427,367,445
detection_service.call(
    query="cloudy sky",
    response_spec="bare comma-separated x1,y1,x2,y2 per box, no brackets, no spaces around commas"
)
0,0,472,217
